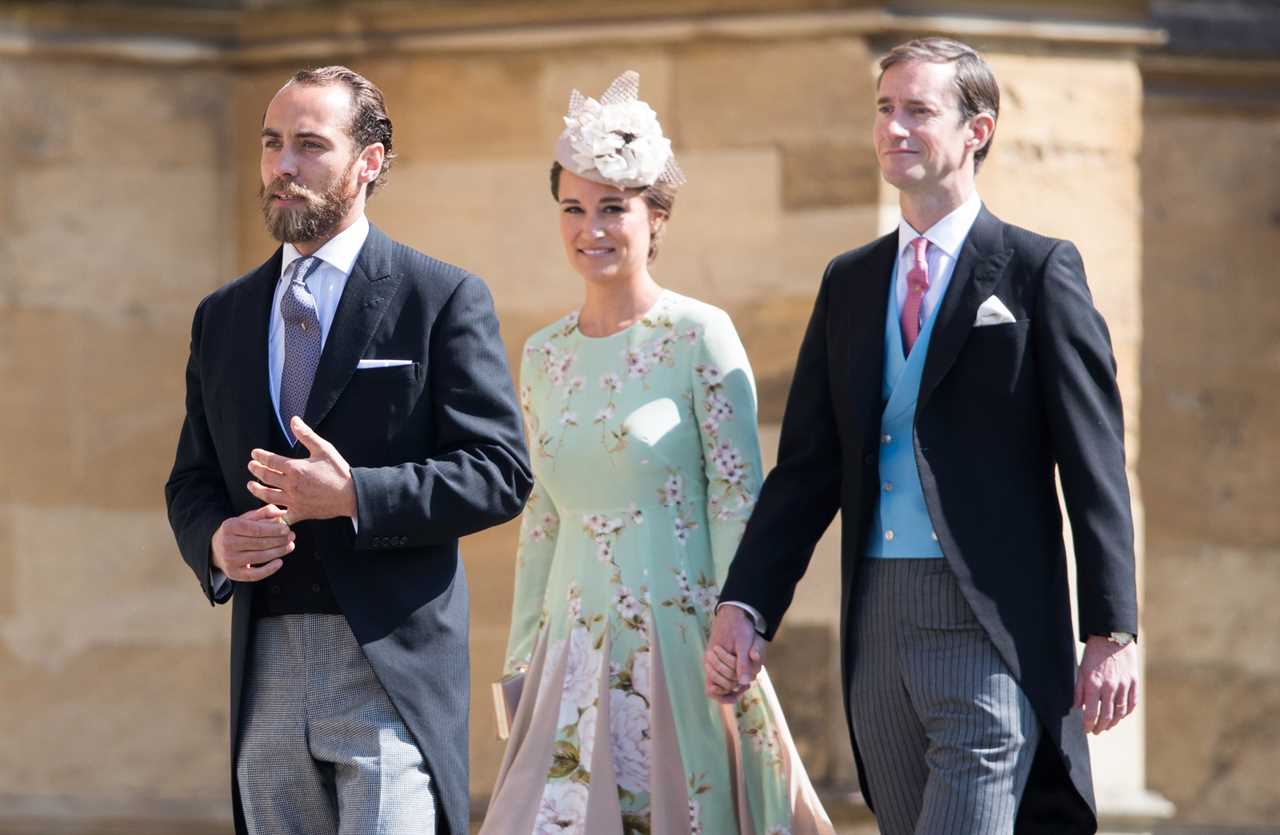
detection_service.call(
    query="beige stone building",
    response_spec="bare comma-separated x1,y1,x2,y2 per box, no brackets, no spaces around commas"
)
0,1,1275,832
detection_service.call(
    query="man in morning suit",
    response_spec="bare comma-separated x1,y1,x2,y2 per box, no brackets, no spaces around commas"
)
165,66,532,835
702,38,1139,834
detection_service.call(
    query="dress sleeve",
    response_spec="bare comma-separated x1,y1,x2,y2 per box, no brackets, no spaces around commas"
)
502,348,561,675
690,309,765,588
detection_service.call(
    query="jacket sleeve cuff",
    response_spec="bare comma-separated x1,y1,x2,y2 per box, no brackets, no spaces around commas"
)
716,600,768,636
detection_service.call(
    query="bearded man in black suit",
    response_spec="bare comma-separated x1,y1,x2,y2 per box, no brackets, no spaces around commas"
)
166,66,531,835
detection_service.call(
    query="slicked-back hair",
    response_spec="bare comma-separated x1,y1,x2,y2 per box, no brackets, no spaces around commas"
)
879,38,1000,171
289,65,395,196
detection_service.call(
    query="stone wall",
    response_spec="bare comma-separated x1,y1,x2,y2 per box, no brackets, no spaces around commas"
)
0,56,236,815
1140,91,1280,827
0,9,1160,829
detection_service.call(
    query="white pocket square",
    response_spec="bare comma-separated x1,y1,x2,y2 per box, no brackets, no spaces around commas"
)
357,358,413,369
974,295,1017,327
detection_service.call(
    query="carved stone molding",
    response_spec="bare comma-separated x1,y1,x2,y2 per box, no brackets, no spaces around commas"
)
1,2,1164,66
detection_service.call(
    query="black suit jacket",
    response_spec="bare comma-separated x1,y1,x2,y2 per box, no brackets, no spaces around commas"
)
720,206,1137,833
165,224,533,835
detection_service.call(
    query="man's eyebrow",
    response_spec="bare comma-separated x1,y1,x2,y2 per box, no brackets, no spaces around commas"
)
259,129,333,142
877,95,936,106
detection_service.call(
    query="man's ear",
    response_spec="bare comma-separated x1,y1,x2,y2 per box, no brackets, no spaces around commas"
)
357,142,385,186
968,113,996,156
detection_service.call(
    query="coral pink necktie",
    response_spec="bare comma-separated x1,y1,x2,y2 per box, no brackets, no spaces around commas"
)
900,236,930,356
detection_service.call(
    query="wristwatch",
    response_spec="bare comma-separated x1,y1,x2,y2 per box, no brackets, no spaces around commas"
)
1106,631,1135,647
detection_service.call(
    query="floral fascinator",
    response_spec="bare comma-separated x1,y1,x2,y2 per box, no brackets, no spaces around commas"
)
554,70,686,190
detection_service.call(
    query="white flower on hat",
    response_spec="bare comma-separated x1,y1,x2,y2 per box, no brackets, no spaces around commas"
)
556,71,685,189
566,99,671,186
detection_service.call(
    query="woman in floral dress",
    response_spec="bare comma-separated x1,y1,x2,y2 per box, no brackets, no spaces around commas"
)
480,71,833,835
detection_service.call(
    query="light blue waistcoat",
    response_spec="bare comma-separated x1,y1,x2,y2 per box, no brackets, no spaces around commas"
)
865,261,944,559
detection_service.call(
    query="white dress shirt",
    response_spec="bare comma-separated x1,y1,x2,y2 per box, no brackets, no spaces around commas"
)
893,192,983,328
268,214,370,435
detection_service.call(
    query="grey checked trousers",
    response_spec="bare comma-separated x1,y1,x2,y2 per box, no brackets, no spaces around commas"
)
237,614,436,835
849,558,1041,835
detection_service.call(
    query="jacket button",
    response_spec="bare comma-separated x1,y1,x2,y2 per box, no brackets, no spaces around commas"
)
270,585,281,595
311,584,321,593
398,536,407,546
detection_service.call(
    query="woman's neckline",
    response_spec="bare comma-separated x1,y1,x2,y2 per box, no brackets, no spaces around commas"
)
572,288,670,341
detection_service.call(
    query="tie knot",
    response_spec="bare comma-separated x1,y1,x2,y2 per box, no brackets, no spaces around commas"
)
291,256,318,286
281,257,320,325
910,236,929,266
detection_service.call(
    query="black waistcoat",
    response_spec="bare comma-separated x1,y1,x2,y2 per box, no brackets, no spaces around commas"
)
251,418,341,618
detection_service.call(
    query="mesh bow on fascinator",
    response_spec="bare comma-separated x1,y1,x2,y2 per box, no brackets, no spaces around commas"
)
554,70,686,190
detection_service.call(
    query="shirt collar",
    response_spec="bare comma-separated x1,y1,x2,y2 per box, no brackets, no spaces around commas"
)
279,214,371,280
896,192,983,261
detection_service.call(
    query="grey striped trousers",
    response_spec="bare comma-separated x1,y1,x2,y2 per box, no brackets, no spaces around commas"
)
237,614,436,835
848,558,1040,835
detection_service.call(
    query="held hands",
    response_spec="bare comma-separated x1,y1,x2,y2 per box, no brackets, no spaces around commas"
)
246,416,357,525
703,605,766,704
1075,635,1139,735
211,504,294,581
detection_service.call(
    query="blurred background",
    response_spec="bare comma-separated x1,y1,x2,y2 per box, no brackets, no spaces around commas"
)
0,1,1277,833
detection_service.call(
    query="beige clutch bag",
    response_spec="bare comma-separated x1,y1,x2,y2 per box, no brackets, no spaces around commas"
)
491,672,525,741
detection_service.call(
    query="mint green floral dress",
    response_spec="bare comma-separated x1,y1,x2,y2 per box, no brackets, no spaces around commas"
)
481,291,833,835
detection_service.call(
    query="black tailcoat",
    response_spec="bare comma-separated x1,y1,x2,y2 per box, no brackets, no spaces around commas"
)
720,207,1138,833
165,225,533,835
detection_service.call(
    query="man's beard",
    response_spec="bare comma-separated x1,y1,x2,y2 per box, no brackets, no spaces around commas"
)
260,174,356,244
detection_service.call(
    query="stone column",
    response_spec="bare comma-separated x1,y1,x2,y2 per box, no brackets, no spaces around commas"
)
930,43,1174,835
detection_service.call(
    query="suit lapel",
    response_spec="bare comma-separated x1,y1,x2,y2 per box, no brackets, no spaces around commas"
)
304,224,403,429
918,206,1012,408
847,235,897,434
231,250,283,452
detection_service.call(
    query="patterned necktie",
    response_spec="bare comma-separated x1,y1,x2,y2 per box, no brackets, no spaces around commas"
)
900,236,930,356
278,256,324,445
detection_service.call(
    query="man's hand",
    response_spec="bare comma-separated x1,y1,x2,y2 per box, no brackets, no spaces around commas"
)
703,605,766,705
246,417,357,524
211,504,294,582
1075,635,1138,735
